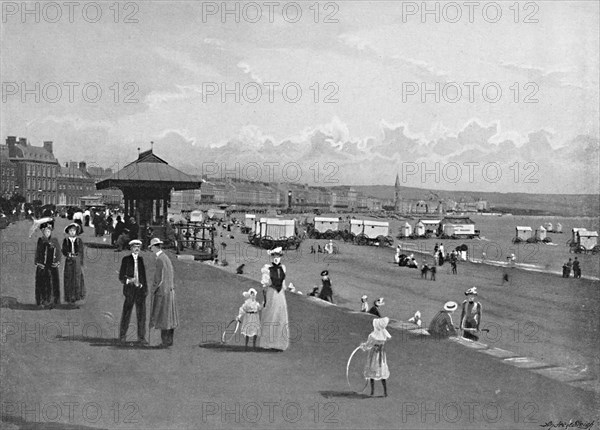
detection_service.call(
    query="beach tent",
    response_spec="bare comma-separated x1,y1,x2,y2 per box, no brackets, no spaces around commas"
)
418,219,441,234
535,225,547,241
245,214,256,231
207,209,226,220
414,221,425,237
578,230,598,250
314,217,340,233
515,226,533,241
350,219,389,238
572,228,586,243
441,217,475,237
556,223,563,233
545,222,553,232
257,218,295,239
399,222,412,237
190,210,203,223
362,220,390,239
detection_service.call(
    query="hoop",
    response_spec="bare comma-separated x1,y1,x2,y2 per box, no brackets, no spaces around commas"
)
221,319,240,344
346,346,369,393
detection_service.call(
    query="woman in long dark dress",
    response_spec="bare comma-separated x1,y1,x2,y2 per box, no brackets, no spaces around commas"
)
62,223,85,303
35,221,61,308
318,270,334,303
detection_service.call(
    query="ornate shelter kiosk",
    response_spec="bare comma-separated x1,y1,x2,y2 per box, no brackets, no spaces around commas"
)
95,149,201,226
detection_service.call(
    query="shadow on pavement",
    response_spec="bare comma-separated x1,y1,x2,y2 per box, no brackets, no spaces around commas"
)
1,297,80,311
198,342,284,353
1,414,100,429
55,335,164,350
319,390,373,399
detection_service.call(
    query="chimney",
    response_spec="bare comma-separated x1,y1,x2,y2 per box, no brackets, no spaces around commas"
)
6,136,17,157
18,137,27,146
43,141,53,154
79,161,87,172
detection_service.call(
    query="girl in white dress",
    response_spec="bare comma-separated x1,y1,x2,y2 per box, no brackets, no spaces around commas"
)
237,288,261,350
360,317,391,397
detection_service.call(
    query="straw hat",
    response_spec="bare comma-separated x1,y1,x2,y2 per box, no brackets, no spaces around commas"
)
149,237,163,247
444,301,458,312
64,223,82,235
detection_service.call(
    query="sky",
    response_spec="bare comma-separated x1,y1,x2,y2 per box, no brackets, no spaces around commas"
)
1,1,598,194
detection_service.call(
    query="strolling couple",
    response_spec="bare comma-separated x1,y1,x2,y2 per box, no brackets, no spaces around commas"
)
118,238,179,348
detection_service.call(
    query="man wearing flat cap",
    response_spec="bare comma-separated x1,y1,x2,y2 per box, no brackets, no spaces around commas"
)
460,287,482,341
118,239,148,344
428,301,459,338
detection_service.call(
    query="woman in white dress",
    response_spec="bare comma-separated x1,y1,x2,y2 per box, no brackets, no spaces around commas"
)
259,247,289,351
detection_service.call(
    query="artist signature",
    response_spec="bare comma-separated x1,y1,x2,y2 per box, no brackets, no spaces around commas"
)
540,420,595,430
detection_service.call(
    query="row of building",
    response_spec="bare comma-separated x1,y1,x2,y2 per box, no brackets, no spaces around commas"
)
1,136,488,214
1,136,120,207
170,180,384,213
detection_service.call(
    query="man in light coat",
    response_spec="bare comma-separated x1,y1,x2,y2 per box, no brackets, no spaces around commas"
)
148,238,179,348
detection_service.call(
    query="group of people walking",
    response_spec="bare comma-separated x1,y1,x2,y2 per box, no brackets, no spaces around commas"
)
32,217,179,348
117,237,179,348
235,247,291,351
562,257,582,278
34,221,85,308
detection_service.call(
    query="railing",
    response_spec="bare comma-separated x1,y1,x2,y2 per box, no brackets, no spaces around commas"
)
171,222,217,259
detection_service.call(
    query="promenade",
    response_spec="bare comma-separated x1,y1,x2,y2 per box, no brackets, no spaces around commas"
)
1,218,598,429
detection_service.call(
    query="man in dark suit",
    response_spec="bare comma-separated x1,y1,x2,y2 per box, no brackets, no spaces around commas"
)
118,239,148,344
428,301,458,338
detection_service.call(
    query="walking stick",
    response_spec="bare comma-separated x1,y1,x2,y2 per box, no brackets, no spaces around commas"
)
148,291,154,346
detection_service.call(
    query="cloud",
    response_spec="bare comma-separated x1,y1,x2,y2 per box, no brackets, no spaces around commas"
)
203,38,225,47
25,115,598,195
499,61,583,90
165,118,598,194
39,115,114,131
237,61,263,84
144,85,203,109
338,33,449,80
